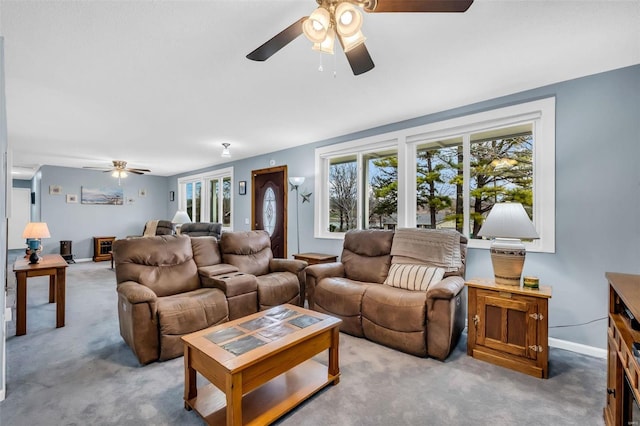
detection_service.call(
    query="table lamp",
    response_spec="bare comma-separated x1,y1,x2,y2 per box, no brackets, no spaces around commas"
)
171,210,191,234
477,202,539,286
22,222,51,264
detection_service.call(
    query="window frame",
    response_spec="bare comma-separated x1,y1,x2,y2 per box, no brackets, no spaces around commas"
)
177,166,234,231
314,97,555,253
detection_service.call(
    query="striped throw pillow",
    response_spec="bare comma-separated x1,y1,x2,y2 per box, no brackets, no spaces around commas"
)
383,264,445,291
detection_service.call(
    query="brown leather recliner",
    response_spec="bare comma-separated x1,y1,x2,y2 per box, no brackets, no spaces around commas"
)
218,230,308,309
113,235,235,364
306,228,467,360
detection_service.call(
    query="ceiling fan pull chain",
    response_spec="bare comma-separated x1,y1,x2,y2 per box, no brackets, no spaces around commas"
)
318,51,324,72
333,52,337,78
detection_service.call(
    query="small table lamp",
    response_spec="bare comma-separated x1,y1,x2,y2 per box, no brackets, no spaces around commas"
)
477,202,539,286
22,222,51,264
172,210,192,234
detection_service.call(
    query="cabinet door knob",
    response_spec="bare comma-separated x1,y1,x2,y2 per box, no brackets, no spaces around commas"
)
607,388,616,396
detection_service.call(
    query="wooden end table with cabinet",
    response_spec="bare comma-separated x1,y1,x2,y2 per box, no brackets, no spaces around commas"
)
466,278,552,378
93,236,115,262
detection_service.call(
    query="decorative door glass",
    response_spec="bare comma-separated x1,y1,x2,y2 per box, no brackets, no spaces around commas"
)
263,187,276,235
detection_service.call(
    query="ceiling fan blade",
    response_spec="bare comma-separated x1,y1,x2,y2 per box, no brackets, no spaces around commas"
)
344,43,375,76
127,170,145,175
246,17,307,61
127,168,151,173
365,0,473,13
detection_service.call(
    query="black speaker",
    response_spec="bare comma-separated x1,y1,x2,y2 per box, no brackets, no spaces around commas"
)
60,240,74,263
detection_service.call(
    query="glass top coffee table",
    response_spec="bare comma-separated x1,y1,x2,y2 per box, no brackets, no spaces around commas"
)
181,304,342,425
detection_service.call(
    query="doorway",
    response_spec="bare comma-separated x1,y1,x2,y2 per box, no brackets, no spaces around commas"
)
8,188,30,249
251,166,287,258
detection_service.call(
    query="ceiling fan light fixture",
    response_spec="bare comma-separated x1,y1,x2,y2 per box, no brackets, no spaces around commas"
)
221,142,231,158
312,26,335,54
339,30,366,52
303,7,331,43
335,2,363,37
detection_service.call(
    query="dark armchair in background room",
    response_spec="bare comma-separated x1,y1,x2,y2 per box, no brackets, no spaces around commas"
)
142,220,174,236
179,222,222,239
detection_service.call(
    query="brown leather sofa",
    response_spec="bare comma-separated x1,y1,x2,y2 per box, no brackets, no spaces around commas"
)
306,228,467,360
113,233,306,365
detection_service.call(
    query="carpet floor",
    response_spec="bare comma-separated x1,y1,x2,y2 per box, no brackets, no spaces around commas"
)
1,256,606,425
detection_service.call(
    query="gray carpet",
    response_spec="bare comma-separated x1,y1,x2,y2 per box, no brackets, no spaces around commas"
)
2,255,606,425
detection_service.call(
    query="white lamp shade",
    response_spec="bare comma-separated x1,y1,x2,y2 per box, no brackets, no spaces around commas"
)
303,7,331,43
172,211,192,225
289,176,305,186
22,222,51,239
335,2,363,38
477,202,539,239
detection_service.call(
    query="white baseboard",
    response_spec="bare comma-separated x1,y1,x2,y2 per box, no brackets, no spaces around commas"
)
74,258,93,263
549,337,607,359
0,388,4,401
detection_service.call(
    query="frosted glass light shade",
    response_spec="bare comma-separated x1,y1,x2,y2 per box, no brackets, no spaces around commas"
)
335,2,363,38
312,26,335,54
22,222,51,239
477,202,538,240
339,30,366,52
289,176,305,187
303,7,331,43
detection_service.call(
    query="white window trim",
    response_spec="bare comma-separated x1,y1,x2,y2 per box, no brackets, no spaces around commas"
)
177,166,234,231
314,97,555,253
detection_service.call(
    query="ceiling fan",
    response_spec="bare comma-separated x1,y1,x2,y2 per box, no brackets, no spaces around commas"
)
246,0,474,76
83,160,151,177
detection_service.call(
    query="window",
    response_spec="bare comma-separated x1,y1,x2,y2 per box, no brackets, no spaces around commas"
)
315,98,555,253
178,167,233,230
317,137,398,235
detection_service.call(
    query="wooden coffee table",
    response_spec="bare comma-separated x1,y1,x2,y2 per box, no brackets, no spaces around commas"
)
182,304,341,425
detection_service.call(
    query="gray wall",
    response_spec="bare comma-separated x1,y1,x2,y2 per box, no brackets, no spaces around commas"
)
170,64,640,349
1,37,8,400
36,165,170,260
29,64,640,350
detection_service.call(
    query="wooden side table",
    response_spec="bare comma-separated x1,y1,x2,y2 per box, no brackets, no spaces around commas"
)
293,253,338,265
13,254,68,336
465,278,552,378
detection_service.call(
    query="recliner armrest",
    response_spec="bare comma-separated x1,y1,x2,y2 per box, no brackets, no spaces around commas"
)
305,262,345,281
426,276,464,300
198,264,239,284
117,281,158,304
269,258,307,274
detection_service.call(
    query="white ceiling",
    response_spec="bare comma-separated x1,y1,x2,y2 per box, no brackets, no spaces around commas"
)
1,0,639,179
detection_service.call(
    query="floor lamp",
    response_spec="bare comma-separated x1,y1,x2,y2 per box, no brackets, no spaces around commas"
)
289,176,305,255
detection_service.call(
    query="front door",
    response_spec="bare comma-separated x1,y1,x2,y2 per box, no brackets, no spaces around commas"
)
252,166,287,258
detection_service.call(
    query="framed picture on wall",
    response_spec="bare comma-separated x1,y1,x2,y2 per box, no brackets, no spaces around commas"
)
169,191,175,202
239,181,246,195
66,194,78,203
49,185,62,195
139,188,147,197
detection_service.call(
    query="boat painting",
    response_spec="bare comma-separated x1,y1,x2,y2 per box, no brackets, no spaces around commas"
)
81,187,124,205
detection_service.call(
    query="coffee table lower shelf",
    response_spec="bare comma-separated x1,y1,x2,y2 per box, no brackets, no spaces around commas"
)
186,359,337,425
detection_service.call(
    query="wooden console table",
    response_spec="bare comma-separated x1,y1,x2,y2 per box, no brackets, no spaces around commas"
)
13,254,68,336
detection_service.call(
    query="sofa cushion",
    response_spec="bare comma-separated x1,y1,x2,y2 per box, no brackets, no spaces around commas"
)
220,230,272,276
255,272,300,308
383,264,445,291
190,236,223,267
342,230,394,283
156,288,229,360
114,235,199,297
315,277,370,337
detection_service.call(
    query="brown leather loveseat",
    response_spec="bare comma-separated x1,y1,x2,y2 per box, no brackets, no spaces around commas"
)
306,228,467,360
113,232,306,365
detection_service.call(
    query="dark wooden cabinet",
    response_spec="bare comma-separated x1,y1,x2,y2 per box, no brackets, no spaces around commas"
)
604,272,640,426
93,236,115,262
466,279,552,378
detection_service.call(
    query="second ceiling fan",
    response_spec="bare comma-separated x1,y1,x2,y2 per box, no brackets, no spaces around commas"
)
247,0,474,76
